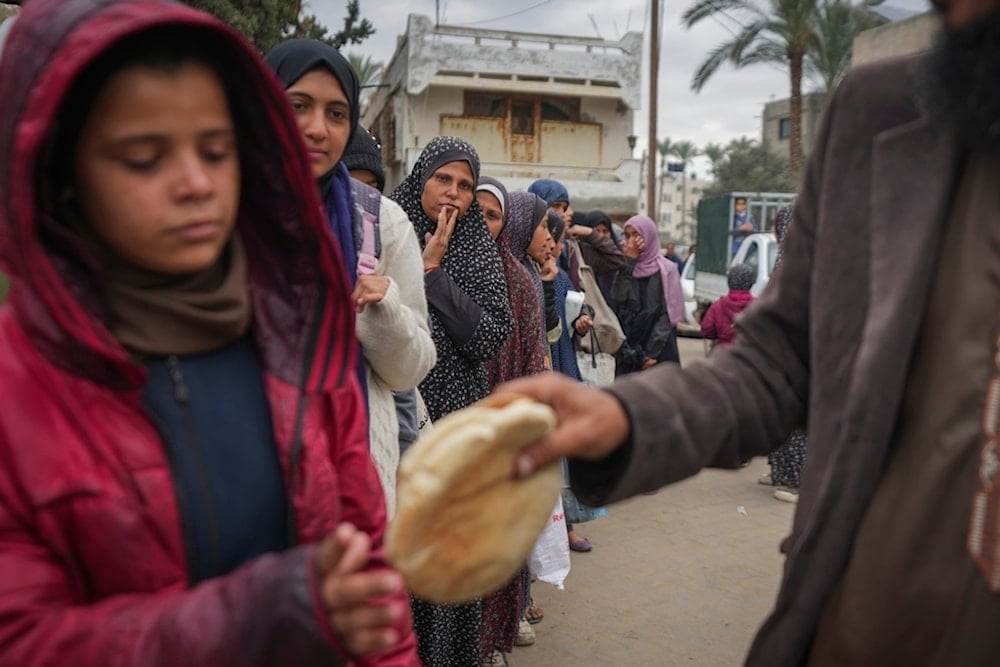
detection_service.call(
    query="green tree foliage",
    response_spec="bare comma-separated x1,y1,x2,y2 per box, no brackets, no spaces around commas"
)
348,53,384,87
182,0,374,53
660,140,700,238
683,0,818,182
702,142,726,177
807,0,885,96
348,53,384,109
683,0,886,182
184,0,296,52
670,140,700,166
657,137,674,173
328,0,375,49
294,13,331,43
703,137,793,197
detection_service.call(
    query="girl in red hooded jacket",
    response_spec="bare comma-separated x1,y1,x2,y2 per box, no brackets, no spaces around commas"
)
700,263,756,346
0,1,418,665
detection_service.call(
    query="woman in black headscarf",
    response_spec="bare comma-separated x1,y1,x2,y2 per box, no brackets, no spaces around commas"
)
390,137,512,422
263,40,361,274
579,209,621,298
389,137,512,666
264,39,437,518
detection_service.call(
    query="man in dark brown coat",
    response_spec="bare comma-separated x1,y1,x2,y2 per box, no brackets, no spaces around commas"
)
501,0,1000,664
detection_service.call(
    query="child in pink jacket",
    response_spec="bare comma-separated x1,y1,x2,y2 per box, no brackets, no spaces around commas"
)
701,263,755,346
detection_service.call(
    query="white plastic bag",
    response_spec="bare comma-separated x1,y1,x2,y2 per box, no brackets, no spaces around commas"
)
564,289,585,326
528,495,571,589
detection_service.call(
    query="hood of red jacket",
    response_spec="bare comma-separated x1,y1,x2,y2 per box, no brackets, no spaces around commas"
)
0,0,355,391
717,290,754,318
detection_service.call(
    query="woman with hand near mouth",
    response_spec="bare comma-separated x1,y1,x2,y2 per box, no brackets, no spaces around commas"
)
389,137,513,667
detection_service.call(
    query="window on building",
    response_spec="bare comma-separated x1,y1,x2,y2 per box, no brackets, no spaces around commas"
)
778,117,791,139
511,101,534,135
464,91,580,122
541,97,580,122
691,187,700,195
465,92,507,117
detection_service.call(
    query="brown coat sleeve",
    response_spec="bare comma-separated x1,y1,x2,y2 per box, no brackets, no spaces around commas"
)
578,230,625,275
569,91,832,505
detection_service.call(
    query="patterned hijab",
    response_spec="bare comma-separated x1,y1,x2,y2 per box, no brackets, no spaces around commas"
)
389,136,511,418
486,190,547,386
504,192,546,292
390,136,483,247
774,205,792,269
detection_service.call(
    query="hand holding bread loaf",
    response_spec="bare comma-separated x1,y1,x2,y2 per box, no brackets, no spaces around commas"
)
386,395,561,604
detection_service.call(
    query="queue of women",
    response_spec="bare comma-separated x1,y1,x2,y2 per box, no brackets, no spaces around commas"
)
0,1,686,666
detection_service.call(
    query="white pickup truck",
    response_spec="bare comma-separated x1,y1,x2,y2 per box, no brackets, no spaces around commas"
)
692,232,778,307
687,192,793,330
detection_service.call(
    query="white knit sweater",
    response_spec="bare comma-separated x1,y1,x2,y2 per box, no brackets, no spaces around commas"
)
355,196,436,518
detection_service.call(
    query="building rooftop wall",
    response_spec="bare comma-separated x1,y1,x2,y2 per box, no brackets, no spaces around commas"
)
402,14,642,108
852,11,940,66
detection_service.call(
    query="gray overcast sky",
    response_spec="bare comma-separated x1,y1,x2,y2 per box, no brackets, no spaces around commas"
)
312,0,932,171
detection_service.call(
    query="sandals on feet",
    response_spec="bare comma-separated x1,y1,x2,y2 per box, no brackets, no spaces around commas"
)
568,535,593,553
525,602,544,624
481,650,509,666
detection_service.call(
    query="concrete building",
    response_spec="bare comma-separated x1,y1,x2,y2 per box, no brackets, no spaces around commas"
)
361,14,643,216
658,172,709,244
852,10,940,66
760,91,826,162
760,5,932,161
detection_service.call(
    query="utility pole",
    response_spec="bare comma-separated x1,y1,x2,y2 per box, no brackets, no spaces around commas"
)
681,165,687,241
646,0,659,219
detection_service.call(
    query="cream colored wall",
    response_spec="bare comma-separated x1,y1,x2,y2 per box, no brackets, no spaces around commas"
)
761,92,824,159
853,12,940,66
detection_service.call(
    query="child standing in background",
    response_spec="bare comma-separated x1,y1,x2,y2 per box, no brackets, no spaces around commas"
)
700,263,755,346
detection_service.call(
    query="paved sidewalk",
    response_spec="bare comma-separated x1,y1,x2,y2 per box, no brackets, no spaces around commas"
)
512,338,796,666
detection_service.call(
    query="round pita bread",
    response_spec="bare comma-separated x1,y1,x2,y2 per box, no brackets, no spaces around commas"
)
386,395,561,604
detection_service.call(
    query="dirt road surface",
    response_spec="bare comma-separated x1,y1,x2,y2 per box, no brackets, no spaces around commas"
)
512,337,795,666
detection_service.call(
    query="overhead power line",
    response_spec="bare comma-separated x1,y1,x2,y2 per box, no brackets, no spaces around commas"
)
454,0,556,27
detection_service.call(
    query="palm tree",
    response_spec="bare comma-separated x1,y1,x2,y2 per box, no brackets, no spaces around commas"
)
808,0,885,99
682,0,819,181
347,53,384,89
669,141,700,232
657,137,675,171
703,142,727,177
347,53,384,111
657,138,675,223
671,140,700,166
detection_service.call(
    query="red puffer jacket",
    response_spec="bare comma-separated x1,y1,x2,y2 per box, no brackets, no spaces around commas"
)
700,290,755,346
0,1,416,665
